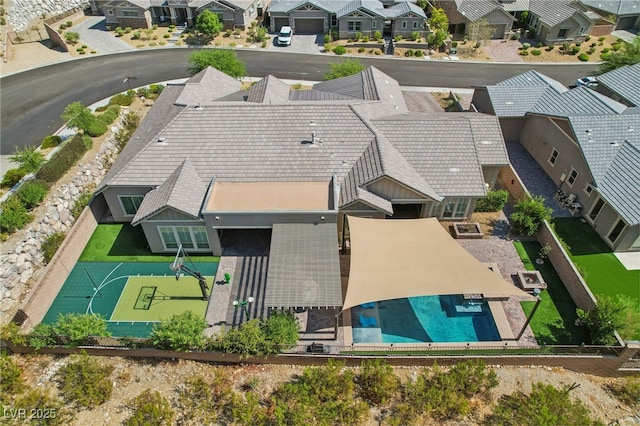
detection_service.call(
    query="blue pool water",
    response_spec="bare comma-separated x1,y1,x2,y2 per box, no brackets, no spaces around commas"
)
352,295,501,343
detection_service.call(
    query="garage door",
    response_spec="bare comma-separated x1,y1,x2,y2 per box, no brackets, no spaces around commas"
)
491,24,507,39
295,19,324,34
274,18,289,32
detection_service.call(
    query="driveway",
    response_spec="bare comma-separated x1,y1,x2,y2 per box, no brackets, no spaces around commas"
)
270,33,324,54
76,17,134,54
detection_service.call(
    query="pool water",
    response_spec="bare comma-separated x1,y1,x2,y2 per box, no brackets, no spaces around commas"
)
352,295,501,343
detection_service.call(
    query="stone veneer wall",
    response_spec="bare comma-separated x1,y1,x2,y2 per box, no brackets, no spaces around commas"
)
7,0,89,31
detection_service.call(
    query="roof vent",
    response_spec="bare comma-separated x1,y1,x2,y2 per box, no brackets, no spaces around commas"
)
480,140,492,145
610,141,619,146
586,129,592,133
157,137,166,144
449,167,460,173
505,101,514,105
628,126,634,131
310,120,317,126
342,160,348,166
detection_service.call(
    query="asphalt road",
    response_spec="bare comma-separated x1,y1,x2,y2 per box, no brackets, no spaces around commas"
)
0,49,600,155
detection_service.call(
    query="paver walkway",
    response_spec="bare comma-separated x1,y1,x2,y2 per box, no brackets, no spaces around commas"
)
483,39,524,62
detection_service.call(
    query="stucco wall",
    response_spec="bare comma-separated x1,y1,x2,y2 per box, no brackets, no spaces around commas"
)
203,211,338,229
140,220,209,253
101,186,153,223
470,89,495,114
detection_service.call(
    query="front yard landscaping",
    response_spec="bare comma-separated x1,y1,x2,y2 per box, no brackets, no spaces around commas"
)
514,241,588,345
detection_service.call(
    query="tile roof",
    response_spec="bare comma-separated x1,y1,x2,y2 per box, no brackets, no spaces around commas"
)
247,75,291,103
314,68,379,100
531,85,628,116
455,0,504,21
386,1,427,18
529,0,590,27
289,89,358,101
486,85,550,117
596,63,640,107
337,0,385,17
499,0,531,12
174,67,242,106
568,114,640,224
496,69,568,93
131,158,207,225
580,0,640,15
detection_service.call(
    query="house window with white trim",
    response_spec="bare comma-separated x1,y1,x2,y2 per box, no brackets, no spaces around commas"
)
122,10,137,17
558,28,569,38
548,148,558,166
441,198,469,219
107,10,114,15
583,183,593,196
588,197,604,222
401,21,407,29
566,168,578,187
159,226,210,250
330,14,337,26
412,21,418,29
607,219,626,244
119,195,144,216
348,21,362,31
372,20,377,29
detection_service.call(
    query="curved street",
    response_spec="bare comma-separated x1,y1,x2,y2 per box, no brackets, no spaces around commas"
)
0,48,599,154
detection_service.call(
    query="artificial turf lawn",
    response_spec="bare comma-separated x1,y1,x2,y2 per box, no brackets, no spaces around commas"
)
551,218,640,306
80,224,219,263
514,241,588,345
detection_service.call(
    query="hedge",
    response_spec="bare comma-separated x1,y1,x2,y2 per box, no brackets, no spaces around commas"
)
41,135,62,149
109,91,134,106
36,133,87,183
97,105,121,124
84,119,107,137
1,168,27,188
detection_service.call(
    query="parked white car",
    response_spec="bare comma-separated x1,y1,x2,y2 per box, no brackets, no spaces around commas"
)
278,26,293,46
575,76,597,88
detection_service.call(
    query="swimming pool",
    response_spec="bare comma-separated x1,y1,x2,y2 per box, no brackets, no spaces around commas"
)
351,295,501,343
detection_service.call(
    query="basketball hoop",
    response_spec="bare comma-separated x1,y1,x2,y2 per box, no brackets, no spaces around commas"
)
170,244,184,281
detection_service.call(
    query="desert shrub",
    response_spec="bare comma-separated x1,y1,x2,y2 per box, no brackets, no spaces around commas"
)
333,45,346,55
163,33,170,38
124,27,132,33
65,31,79,44
28,323,57,349
355,31,362,41
358,47,365,53
598,36,606,41
602,47,610,53
11,387,70,425
149,310,207,351
531,49,542,55
36,134,86,183
324,33,331,43
485,382,596,425
54,313,111,346
374,30,382,41
606,377,640,406
405,49,414,56
114,111,140,152
576,295,629,345
125,389,174,426
66,20,72,27
109,90,134,106
536,42,543,48
97,104,121,124
575,42,582,47
570,45,581,55
411,31,420,41
522,42,530,49
519,50,529,56
59,23,67,30
41,231,66,264
132,31,141,40
363,35,369,42
10,145,46,173
546,45,554,51
17,179,49,209
1,168,27,188
0,353,24,397
84,119,107,137
41,135,62,149
57,353,114,408
578,53,590,61
474,189,508,212
176,374,234,424
394,35,403,42
414,50,423,57
357,359,400,405
509,196,551,236
71,186,94,219
585,35,591,41
0,196,33,234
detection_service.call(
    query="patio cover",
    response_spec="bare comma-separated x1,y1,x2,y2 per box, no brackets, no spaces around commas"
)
264,223,342,309
343,217,529,310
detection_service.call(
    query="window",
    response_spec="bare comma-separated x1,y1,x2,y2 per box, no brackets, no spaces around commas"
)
566,168,578,187
607,219,626,244
583,183,593,196
401,21,407,29
107,10,114,15
119,195,144,216
159,226,210,250
348,21,362,31
412,21,418,29
441,198,469,219
372,20,377,29
558,28,569,38
122,10,137,17
588,197,604,222
330,14,337,27
548,148,558,166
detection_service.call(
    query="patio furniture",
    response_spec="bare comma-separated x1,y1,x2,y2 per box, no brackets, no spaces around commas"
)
359,314,377,327
360,302,376,309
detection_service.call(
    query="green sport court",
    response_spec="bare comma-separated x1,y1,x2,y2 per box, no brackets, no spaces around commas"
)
42,261,218,337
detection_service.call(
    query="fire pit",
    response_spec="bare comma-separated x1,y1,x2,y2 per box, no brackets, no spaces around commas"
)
516,271,547,294
452,222,483,239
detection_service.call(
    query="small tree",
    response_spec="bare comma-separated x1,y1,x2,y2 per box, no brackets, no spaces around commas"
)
600,36,640,73
324,58,365,80
9,145,46,173
466,18,494,47
149,310,207,351
509,196,552,236
54,313,111,346
474,189,509,212
428,7,449,32
61,101,96,132
576,295,628,345
196,10,223,35
427,29,448,49
188,49,246,77
64,31,80,44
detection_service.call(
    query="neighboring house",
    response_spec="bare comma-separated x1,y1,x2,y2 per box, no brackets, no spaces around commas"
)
580,0,640,30
266,0,427,38
90,0,266,29
472,70,640,252
94,66,509,256
596,63,640,107
430,0,516,39
526,0,593,44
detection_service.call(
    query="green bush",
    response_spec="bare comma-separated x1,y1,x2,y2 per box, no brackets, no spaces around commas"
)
260,310,300,352
358,47,365,53
132,31,141,40
585,35,591,41
354,31,362,41
474,189,508,212
324,34,331,43
0,196,33,234
64,31,80,44
82,134,93,150
598,36,606,41
17,179,49,209
57,353,114,408
124,389,174,426
71,186,94,219
97,104,121,124
54,313,111,346
606,377,640,406
570,45,581,55
411,31,420,41
124,27,132,33
36,133,88,183
405,49,414,56
357,359,400,405
28,323,57,349
414,50,423,57
109,91,134,106
10,145,47,173
519,50,529,56
394,35,403,42
536,42,543,48
333,45,347,55
531,49,542,55
546,45,554,51
509,196,552,236
66,21,72,27
1,168,27,188
602,47,610,53
578,53,590,61
577,295,628,345
84,119,107,137
0,353,24,397
374,30,382,41
41,135,62,149
522,42,530,49
41,231,66,264
163,33,171,38
149,310,207,351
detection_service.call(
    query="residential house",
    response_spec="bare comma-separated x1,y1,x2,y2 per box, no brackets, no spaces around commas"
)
526,0,593,44
472,70,640,252
266,0,427,38
596,63,640,107
94,66,509,256
90,0,266,29
580,0,640,30
430,0,516,39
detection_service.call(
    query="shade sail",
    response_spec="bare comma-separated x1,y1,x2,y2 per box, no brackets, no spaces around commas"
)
343,217,529,310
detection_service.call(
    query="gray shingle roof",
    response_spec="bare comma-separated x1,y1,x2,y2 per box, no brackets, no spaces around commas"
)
386,1,427,18
597,63,640,107
568,114,640,224
529,0,590,27
131,158,207,225
265,223,342,308
580,0,640,15
247,75,291,103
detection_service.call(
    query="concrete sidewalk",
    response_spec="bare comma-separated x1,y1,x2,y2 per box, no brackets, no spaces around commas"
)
75,16,134,54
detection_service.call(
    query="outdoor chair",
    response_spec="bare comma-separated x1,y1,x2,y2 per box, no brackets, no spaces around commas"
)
359,314,377,327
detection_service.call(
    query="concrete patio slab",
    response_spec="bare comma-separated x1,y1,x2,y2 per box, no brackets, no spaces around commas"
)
614,252,640,271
